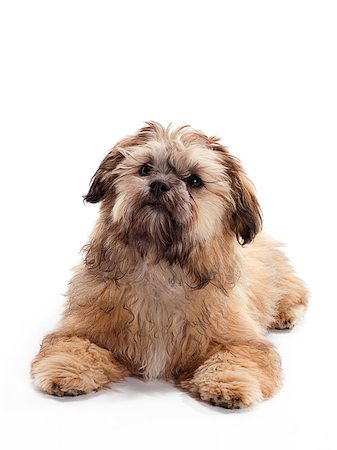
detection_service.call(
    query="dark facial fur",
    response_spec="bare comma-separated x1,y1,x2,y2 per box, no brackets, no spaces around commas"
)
84,122,262,272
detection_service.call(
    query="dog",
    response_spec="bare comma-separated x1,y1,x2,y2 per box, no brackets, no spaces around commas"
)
31,122,308,408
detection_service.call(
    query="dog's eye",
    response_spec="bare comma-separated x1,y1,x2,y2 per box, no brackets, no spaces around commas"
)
139,164,152,176
187,175,203,188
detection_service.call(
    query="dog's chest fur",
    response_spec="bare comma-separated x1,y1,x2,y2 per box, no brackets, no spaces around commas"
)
109,262,209,379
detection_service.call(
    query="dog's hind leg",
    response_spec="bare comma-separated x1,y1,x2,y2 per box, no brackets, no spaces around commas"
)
31,333,128,396
270,272,308,330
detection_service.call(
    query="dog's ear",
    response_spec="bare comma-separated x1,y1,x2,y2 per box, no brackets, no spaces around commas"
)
226,154,262,245
83,149,124,203
210,140,262,245
84,123,161,203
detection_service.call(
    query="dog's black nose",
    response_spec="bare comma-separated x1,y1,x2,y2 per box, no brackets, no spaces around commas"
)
149,180,170,196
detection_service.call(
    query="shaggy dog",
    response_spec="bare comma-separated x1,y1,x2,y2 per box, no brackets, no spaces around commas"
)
31,122,308,408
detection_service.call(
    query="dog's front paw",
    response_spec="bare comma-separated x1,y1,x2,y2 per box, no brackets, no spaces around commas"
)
180,371,263,409
49,384,87,397
31,353,109,397
31,335,128,397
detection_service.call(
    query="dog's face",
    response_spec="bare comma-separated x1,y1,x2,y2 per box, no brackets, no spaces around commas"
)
84,122,261,264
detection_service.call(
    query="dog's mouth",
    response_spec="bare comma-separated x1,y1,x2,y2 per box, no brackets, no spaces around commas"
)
142,201,169,213
126,196,194,262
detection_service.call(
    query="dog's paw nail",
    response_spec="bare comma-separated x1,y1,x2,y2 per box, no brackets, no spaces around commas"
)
219,402,230,409
64,389,86,397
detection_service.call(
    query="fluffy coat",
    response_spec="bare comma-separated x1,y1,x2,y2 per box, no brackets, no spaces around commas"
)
31,122,308,408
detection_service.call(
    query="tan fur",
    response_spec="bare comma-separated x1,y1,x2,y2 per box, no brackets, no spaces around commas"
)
31,122,308,408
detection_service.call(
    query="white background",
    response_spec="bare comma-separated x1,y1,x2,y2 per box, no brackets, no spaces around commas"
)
0,1,336,449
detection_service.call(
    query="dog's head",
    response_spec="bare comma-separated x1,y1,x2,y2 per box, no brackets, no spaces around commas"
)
84,122,261,265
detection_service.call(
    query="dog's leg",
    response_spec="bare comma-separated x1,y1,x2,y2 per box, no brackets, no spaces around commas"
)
270,272,308,330
178,339,282,409
31,333,128,396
